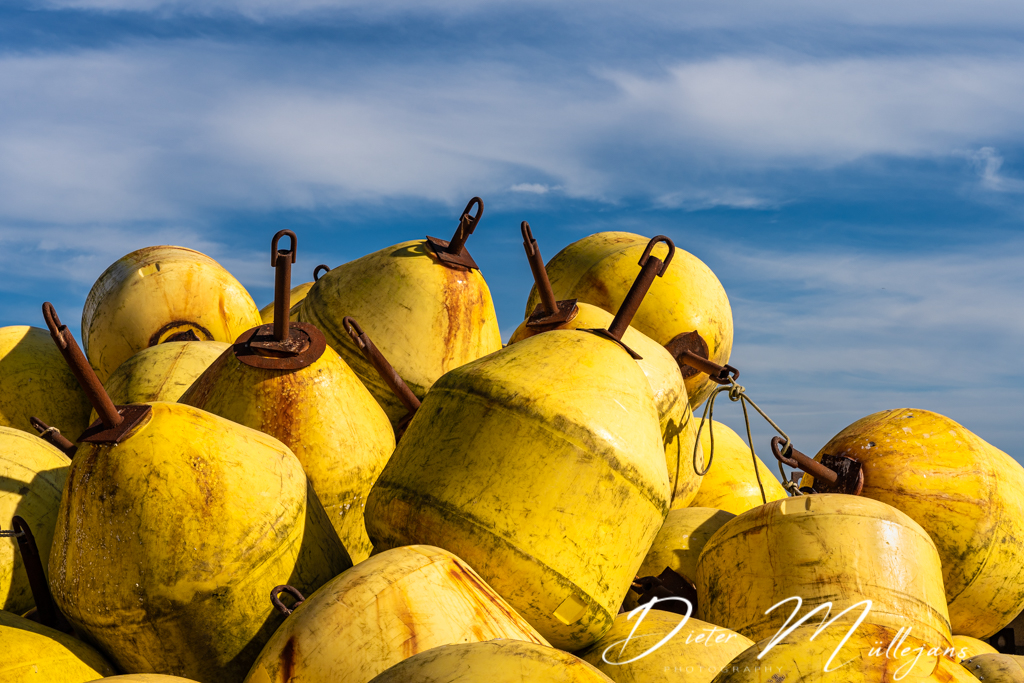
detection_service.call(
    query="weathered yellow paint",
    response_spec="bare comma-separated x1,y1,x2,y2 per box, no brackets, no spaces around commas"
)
85,677,202,682
961,654,1024,680
180,341,395,563
366,641,614,683
523,232,733,409
952,635,998,662
688,420,787,514
0,609,116,682
801,409,1024,638
298,240,502,427
244,545,547,683
258,282,312,324
622,507,734,612
696,494,952,648
577,609,753,683
89,341,229,423
0,326,91,438
0,428,69,615
82,246,262,382
508,301,702,508
48,402,351,683
366,331,670,650
710,622,975,682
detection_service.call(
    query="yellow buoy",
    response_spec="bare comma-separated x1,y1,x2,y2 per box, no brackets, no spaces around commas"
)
523,231,733,409
43,303,351,683
82,245,262,382
509,224,701,508
85,677,202,682
0,428,69,615
688,420,787,514
0,609,116,682
709,622,974,682
577,607,753,683
799,409,1024,638
696,494,952,648
90,341,229,423
367,237,677,651
961,654,1024,681
0,326,91,438
622,507,734,613
244,545,547,683
366,641,614,683
181,232,395,562
952,635,999,662
298,199,501,427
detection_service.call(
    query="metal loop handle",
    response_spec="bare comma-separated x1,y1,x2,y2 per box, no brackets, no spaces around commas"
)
42,302,67,350
638,235,675,276
270,584,306,616
271,229,297,266
461,196,484,232
770,436,800,468
521,221,537,256
343,316,367,349
313,264,330,281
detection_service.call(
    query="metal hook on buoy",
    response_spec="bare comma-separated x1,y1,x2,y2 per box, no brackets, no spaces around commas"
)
426,197,484,270
42,302,150,444
271,230,298,343
29,417,77,458
522,221,577,329
6,517,74,633
270,585,306,616
770,436,864,496
343,317,420,437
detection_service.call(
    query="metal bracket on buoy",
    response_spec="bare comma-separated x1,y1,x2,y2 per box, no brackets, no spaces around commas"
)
770,436,865,496
585,235,676,360
43,302,151,445
673,346,740,385
235,230,327,371
343,317,420,440
426,197,483,271
629,567,697,616
521,221,578,330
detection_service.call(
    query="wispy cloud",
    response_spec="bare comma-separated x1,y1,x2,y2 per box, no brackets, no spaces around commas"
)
703,239,1024,461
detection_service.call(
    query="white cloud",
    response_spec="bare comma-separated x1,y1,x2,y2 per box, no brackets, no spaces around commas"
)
699,240,1024,463
510,183,551,194
4,45,1024,225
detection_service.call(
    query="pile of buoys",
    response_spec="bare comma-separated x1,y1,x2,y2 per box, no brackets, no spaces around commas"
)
1,204,1022,682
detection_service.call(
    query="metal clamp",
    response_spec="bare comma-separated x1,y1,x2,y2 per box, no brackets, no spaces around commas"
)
770,436,864,496
585,235,675,359
42,302,151,444
522,221,578,329
426,197,483,270
271,585,306,616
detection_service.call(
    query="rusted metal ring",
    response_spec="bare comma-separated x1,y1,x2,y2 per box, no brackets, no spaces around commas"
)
271,230,297,266
521,221,537,255
461,196,484,232
313,264,330,281
771,436,800,468
271,585,306,616
638,235,675,275
708,364,740,385
41,302,67,350
342,316,367,349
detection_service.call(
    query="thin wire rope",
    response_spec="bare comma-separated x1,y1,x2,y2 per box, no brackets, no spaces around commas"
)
691,377,805,501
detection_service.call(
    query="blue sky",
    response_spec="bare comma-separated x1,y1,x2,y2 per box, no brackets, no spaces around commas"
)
2,1,1023,469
